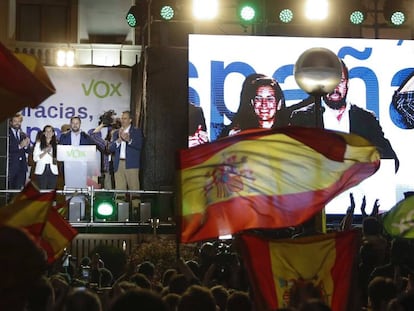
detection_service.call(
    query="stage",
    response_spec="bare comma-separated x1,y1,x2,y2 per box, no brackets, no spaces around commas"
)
69,220,176,235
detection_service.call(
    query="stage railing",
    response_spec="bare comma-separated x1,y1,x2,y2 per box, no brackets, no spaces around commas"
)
0,187,175,226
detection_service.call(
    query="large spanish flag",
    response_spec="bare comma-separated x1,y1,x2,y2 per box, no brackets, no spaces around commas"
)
178,127,380,243
239,230,360,311
0,41,55,121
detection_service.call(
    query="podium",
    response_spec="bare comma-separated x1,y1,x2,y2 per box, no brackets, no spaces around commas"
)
57,145,100,221
57,145,100,188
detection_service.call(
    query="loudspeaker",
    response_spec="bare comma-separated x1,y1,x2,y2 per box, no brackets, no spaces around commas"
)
69,201,82,222
118,202,130,222
140,202,151,223
68,195,86,222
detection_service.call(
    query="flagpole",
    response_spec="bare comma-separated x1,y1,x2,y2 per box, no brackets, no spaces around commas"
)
314,93,326,233
294,48,342,235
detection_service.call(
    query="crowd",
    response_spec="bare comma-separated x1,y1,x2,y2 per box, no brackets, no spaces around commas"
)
4,58,409,310
2,193,414,311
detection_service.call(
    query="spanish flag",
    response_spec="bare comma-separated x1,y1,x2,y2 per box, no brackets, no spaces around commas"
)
0,182,77,263
178,127,380,243
39,205,78,264
238,230,360,311
0,41,55,121
0,182,54,236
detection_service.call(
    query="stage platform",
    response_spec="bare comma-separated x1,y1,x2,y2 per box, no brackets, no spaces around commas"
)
69,221,176,234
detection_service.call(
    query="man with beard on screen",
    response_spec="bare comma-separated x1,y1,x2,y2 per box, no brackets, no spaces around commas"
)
289,59,399,172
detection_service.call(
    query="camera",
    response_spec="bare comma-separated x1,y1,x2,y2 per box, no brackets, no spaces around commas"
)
99,110,117,127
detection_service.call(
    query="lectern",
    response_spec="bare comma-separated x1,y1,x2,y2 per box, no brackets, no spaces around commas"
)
57,145,100,221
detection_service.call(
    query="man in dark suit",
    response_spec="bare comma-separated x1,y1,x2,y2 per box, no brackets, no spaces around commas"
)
8,113,31,189
108,111,143,216
58,116,101,220
58,116,96,146
290,59,399,172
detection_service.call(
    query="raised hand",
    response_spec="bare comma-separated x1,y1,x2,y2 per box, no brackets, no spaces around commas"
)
371,199,380,217
361,195,367,217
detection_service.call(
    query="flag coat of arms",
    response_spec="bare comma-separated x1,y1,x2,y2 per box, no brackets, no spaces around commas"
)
238,230,360,311
178,127,380,243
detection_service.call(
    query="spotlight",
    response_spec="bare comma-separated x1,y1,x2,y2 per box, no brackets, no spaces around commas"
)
279,8,294,23
56,49,75,67
304,0,328,21
160,5,175,20
237,1,258,23
193,0,218,20
383,0,407,26
341,0,366,25
266,1,297,24
152,1,177,21
349,9,365,25
93,193,117,221
126,1,148,27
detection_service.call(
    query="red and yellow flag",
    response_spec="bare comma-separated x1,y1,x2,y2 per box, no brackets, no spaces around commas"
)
39,205,78,264
0,41,55,121
239,230,360,311
178,127,380,243
0,182,77,263
0,182,54,236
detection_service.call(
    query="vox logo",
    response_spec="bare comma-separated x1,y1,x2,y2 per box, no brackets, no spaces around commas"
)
82,80,122,98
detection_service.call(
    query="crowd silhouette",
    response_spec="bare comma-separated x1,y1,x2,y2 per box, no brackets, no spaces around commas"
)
3,193,414,311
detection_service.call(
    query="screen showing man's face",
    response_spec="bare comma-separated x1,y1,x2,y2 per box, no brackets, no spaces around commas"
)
323,71,348,109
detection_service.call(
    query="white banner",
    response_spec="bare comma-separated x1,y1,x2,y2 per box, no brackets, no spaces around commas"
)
189,34,414,214
20,67,131,141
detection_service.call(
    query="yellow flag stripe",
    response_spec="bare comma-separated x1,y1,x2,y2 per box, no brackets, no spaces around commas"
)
181,133,378,215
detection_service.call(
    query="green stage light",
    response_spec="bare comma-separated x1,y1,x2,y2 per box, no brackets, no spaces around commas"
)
126,6,138,27
279,8,294,23
238,1,257,23
160,5,175,20
93,194,117,221
383,0,407,26
390,11,406,26
126,1,147,27
349,10,365,25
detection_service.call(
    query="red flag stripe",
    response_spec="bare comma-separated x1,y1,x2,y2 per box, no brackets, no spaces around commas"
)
180,161,378,243
47,208,78,240
239,234,279,310
178,127,350,170
239,230,360,311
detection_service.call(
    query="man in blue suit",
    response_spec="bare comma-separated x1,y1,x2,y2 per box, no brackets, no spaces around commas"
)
108,111,143,215
58,116,100,221
59,116,96,146
8,113,31,189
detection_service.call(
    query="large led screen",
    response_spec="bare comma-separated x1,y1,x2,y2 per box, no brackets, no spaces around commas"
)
188,34,414,215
